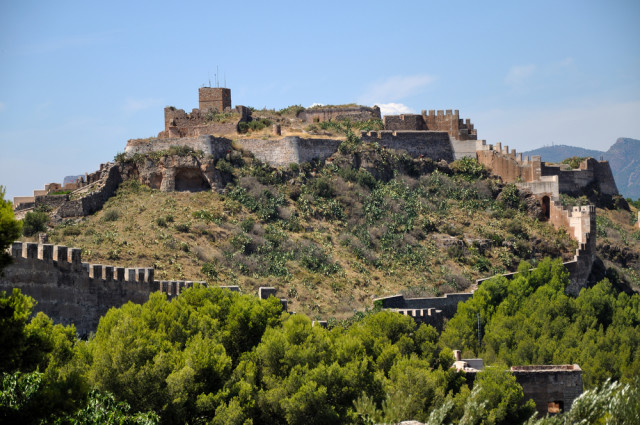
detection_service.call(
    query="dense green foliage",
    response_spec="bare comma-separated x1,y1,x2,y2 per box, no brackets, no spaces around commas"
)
441,258,640,388
0,186,22,270
2,258,640,424
22,211,49,237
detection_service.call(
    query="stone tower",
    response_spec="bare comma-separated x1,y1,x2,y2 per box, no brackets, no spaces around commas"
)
198,87,231,112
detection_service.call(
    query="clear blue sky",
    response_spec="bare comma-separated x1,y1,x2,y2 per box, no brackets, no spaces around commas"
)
1,0,639,201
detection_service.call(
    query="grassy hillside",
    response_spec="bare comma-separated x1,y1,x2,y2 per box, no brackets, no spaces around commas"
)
40,144,584,321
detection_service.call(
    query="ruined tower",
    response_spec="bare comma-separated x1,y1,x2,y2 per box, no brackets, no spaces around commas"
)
198,87,231,112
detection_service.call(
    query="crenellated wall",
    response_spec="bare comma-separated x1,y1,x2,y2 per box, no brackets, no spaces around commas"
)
373,292,473,331
1,242,288,337
476,140,618,197
1,241,163,337
383,109,477,141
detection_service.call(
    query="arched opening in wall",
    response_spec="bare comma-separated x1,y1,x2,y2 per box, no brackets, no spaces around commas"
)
150,173,163,189
174,168,210,192
542,196,550,221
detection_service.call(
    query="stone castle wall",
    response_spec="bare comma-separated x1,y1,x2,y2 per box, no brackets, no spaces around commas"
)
476,141,618,197
235,137,342,167
383,109,477,141
300,106,381,123
159,105,249,139
374,292,473,331
125,135,232,158
1,242,287,337
360,130,456,162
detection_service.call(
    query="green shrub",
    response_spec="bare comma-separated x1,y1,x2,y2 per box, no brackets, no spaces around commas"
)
562,156,588,169
22,211,49,237
174,223,190,233
103,209,119,222
201,262,218,279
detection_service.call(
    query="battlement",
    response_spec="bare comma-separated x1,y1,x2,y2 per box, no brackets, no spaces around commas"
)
374,292,473,330
2,241,289,336
383,109,477,141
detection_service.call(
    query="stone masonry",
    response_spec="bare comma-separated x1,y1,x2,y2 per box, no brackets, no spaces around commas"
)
0,242,287,337
511,365,583,417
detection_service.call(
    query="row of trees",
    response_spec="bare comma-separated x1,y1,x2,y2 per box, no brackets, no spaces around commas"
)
1,187,639,423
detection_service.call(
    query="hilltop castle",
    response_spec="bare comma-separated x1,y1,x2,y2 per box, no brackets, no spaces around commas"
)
6,85,626,336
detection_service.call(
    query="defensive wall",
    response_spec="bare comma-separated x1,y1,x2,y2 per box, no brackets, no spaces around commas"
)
373,292,474,331
159,105,249,138
476,141,618,198
299,105,381,123
0,242,287,337
125,135,232,158
383,109,478,141
511,365,583,417
14,180,85,210
360,130,456,162
235,137,342,167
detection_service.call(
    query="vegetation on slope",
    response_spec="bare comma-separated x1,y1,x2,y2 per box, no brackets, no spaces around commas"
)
45,147,578,320
2,257,639,424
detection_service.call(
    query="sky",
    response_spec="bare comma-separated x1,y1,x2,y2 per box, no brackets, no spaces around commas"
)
1,0,639,201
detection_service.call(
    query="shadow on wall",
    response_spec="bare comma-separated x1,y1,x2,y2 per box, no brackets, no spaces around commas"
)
175,168,211,192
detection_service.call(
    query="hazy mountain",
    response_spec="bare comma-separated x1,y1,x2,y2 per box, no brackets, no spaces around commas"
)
522,145,605,163
523,138,640,200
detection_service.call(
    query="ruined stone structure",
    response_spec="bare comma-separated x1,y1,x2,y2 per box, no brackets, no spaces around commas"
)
299,105,381,123
511,365,583,417
0,242,287,337
475,140,607,295
14,180,85,210
158,88,249,138
384,110,477,141
373,292,474,331
476,141,618,199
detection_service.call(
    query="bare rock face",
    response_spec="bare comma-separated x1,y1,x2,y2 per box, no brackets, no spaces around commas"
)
132,155,229,192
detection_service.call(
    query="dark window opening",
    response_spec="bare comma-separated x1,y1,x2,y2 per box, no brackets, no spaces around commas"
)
542,196,550,221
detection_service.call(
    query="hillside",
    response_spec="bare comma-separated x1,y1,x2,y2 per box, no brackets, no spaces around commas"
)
523,137,640,199
38,146,583,322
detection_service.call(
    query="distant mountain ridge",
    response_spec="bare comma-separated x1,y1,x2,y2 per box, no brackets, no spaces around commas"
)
523,138,640,200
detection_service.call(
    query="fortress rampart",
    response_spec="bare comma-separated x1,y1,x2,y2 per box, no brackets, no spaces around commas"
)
235,137,343,167
476,141,618,197
0,242,287,337
299,105,381,123
360,130,456,162
383,109,477,141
